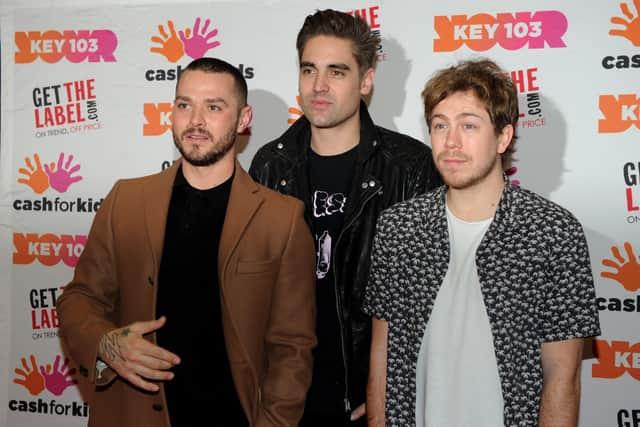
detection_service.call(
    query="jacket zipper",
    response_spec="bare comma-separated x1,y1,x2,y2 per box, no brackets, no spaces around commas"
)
332,183,381,415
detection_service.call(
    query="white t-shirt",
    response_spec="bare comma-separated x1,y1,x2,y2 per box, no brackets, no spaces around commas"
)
415,204,503,427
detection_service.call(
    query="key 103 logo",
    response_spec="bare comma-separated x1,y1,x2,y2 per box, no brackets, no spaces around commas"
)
15,29,117,64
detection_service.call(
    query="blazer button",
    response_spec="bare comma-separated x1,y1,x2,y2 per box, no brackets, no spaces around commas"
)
152,403,164,411
279,179,287,187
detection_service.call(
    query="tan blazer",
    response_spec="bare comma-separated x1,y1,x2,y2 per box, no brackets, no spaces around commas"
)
57,160,316,427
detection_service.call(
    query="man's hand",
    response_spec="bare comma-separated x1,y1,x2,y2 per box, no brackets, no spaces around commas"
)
98,316,180,392
351,403,366,421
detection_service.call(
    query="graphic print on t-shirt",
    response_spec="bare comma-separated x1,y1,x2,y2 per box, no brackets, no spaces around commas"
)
312,190,347,279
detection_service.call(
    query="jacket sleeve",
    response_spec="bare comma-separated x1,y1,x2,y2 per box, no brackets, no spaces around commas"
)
256,200,317,427
248,147,269,186
56,181,122,385
409,146,443,198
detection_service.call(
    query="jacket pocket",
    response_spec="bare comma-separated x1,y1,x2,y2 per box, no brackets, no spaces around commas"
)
236,259,278,275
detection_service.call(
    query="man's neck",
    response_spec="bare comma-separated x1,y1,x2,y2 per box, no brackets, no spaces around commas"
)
182,151,235,190
446,169,505,222
310,114,361,156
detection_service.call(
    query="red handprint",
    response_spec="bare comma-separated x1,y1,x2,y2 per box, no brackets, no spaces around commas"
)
44,152,83,193
150,20,185,62
609,1,640,46
601,242,640,292
13,355,46,396
179,17,221,59
40,355,77,396
505,165,520,186
17,154,51,194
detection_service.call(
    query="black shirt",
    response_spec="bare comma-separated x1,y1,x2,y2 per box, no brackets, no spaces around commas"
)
156,166,247,427
303,146,357,418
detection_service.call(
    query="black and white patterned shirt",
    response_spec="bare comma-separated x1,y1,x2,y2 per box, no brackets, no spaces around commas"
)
363,181,601,426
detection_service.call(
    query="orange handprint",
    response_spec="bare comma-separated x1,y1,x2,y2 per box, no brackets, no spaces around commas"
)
13,354,46,396
17,154,52,194
288,96,303,125
150,20,185,63
601,241,640,292
609,0,640,46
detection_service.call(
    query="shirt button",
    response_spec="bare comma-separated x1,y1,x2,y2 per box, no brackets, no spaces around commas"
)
369,180,376,187
276,143,284,149
361,182,368,189
152,403,164,411
280,179,287,187
372,139,378,147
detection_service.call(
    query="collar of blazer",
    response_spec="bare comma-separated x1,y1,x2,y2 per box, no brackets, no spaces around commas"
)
141,158,265,282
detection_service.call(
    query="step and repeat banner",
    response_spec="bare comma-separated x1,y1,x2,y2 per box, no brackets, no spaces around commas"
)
0,1,638,426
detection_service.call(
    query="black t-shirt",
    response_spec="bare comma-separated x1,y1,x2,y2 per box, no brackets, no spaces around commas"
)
156,166,247,427
304,146,357,417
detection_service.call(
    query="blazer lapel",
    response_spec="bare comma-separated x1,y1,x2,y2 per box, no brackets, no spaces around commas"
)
218,162,264,284
142,160,181,275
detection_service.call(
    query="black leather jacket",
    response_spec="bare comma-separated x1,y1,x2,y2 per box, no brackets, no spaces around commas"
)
249,102,441,413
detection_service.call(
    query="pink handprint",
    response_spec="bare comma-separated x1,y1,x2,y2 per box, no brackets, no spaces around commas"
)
179,17,221,59
150,20,185,63
601,242,640,292
13,354,46,396
506,165,520,186
40,355,77,396
17,153,51,194
609,1,640,46
44,152,83,193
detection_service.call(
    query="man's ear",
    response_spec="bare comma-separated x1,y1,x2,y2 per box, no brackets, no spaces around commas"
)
360,68,375,97
497,124,514,154
237,104,252,134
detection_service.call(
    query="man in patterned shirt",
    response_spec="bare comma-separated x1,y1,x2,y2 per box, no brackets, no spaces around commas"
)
364,58,600,426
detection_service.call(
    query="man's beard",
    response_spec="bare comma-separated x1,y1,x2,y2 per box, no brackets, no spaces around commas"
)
173,126,236,167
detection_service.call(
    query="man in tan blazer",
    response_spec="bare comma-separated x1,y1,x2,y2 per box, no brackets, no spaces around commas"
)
57,57,316,427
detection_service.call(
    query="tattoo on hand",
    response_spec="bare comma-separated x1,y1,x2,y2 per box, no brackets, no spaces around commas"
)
100,330,126,363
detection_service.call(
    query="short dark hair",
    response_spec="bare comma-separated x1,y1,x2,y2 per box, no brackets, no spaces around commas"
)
177,57,248,106
422,58,519,170
296,9,380,75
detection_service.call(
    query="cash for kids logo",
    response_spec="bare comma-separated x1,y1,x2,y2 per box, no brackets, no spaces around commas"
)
13,233,87,268
145,17,254,82
603,1,640,70
597,241,640,312
433,10,568,52
15,29,117,63
33,79,100,138
14,153,102,214
9,354,88,417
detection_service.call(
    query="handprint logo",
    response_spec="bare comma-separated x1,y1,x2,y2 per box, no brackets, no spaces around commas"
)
14,354,77,397
40,355,77,396
288,96,303,125
17,153,82,194
150,17,221,62
601,242,640,292
150,20,184,63
13,355,46,396
609,1,640,46
505,166,520,186
45,153,83,192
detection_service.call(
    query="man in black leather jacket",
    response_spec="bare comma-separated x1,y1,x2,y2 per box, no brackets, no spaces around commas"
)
249,9,441,426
